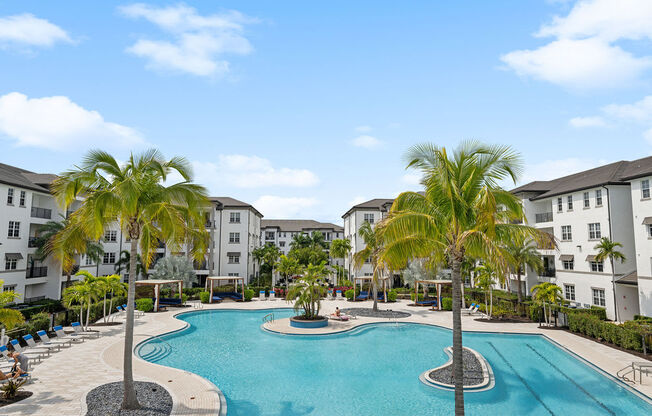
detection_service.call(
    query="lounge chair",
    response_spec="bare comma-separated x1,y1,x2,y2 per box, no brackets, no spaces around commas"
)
259,291,267,301
53,325,84,343
415,299,438,307
71,322,100,338
211,296,223,303
0,347,17,370
269,291,276,301
462,303,479,315
117,305,143,319
23,334,61,353
36,330,73,348
355,291,369,301
329,314,350,321
123,305,145,317
8,340,46,362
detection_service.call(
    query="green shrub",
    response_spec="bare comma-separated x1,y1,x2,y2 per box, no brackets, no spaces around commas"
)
442,297,452,311
199,291,210,304
244,289,254,301
634,314,652,322
136,298,154,312
387,290,397,302
341,279,353,287
410,293,424,302
568,313,645,352
345,289,354,301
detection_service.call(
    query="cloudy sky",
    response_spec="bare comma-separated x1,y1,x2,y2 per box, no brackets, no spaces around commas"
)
1,1,651,223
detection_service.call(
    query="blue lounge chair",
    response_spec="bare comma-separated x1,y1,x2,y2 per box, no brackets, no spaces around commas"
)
8,340,46,362
376,292,385,301
71,322,100,338
123,304,145,317
212,296,223,302
355,291,370,301
155,297,183,306
36,330,73,348
415,299,438,307
23,334,60,353
53,325,84,343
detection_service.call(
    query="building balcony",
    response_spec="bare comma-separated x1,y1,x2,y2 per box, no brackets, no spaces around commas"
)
28,237,39,248
31,207,52,220
540,269,556,278
26,266,48,278
193,261,208,270
535,212,554,223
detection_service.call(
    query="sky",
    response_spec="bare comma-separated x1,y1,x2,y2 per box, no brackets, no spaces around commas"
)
1,0,652,224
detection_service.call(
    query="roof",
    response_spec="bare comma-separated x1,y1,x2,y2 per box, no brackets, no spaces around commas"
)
512,156,652,200
616,271,638,286
261,219,343,232
342,198,394,218
0,162,54,193
210,196,262,217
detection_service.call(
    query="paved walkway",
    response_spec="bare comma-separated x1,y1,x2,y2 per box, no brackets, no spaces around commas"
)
1,298,650,415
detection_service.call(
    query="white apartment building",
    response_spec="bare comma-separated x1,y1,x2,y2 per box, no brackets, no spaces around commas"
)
260,219,344,266
513,157,652,320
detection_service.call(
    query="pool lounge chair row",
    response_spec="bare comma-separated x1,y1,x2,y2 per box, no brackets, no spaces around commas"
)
355,291,387,301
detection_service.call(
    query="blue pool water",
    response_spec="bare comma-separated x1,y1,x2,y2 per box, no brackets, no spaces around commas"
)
137,309,652,415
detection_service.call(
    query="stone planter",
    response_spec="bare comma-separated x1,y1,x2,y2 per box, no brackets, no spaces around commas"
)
289,316,328,328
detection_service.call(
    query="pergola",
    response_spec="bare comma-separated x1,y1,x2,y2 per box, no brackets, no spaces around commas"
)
354,276,391,302
206,276,245,303
414,280,453,311
135,279,183,312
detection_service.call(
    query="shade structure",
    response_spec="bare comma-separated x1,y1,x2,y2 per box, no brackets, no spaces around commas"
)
414,279,452,311
206,276,245,303
135,279,183,312
353,276,391,302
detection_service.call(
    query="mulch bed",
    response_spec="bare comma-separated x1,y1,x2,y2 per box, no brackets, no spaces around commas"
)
86,381,172,416
429,348,484,386
0,391,33,407
90,322,123,327
341,308,411,318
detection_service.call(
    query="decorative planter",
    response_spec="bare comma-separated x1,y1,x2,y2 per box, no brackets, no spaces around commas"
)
289,316,329,328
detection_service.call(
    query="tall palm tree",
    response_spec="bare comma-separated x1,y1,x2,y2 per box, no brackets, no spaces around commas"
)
531,282,563,326
251,246,266,285
276,255,303,292
353,221,386,312
379,141,550,415
75,270,101,330
262,244,282,285
52,149,209,410
114,250,146,280
594,237,627,322
330,239,351,285
503,236,545,304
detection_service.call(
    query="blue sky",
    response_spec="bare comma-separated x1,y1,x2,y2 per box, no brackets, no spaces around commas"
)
1,1,651,223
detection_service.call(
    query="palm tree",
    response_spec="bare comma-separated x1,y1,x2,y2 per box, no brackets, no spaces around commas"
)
353,221,386,312
531,282,562,326
594,237,627,322
0,281,24,334
106,275,127,321
251,246,266,285
75,270,101,330
52,149,209,410
503,236,545,304
62,283,86,326
474,265,495,319
262,244,281,285
379,141,550,416
286,262,329,319
330,239,351,285
114,250,146,280
276,255,303,292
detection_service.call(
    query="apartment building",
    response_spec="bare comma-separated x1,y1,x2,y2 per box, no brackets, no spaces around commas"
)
260,219,344,266
512,157,652,320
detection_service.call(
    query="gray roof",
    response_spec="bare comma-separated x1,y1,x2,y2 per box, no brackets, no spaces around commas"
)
512,156,652,200
261,219,343,232
342,198,394,218
0,162,53,193
209,196,262,217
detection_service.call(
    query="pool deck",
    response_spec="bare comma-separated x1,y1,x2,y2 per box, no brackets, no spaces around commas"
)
5,298,651,415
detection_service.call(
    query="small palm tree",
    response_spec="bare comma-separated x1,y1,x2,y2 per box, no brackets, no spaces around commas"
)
75,270,101,330
262,244,281,285
62,282,87,327
106,275,127,320
276,255,303,292
286,262,328,319
474,265,495,319
353,221,387,312
531,282,562,326
594,237,626,322
251,246,266,285
114,250,145,280
503,236,545,304
330,239,351,285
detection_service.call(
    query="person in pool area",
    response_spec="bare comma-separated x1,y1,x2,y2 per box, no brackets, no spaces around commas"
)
0,351,29,380
331,307,341,317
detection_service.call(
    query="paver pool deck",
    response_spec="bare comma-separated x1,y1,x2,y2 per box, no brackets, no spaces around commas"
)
3,298,650,415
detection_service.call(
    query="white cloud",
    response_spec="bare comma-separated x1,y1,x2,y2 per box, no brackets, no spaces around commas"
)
120,3,256,77
569,115,606,127
0,92,144,150
520,157,610,184
603,96,652,122
254,195,318,219
192,155,319,189
0,13,72,49
351,135,382,149
355,125,372,132
502,0,652,89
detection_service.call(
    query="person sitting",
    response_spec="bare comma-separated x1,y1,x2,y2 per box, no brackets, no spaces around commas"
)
331,307,341,317
0,351,29,380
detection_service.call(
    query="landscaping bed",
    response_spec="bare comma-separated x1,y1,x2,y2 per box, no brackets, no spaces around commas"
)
0,391,33,407
86,381,172,416
341,308,411,318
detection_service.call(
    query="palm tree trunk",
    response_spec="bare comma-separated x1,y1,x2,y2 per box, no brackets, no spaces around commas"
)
103,294,107,323
451,257,465,416
122,237,141,410
610,257,618,322
109,291,114,321
516,269,523,304
85,295,91,330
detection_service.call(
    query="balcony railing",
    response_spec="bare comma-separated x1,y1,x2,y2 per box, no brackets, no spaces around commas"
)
535,212,554,223
26,266,48,278
540,269,556,278
28,237,39,248
31,207,52,219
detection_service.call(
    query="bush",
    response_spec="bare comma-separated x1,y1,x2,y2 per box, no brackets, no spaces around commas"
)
634,314,652,322
442,297,452,311
244,289,254,301
410,293,425,302
135,298,154,312
568,313,645,352
387,290,397,302
345,289,354,301
199,291,210,304
341,279,353,287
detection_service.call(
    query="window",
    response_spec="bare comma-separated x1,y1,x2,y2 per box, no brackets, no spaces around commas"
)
588,223,601,240
561,225,572,241
85,255,93,266
102,252,116,264
564,285,576,301
6,188,13,205
104,230,117,242
7,221,20,238
230,212,240,223
557,198,563,213
643,180,651,199
18,191,25,207
365,257,371,264
229,232,240,244
265,231,275,241
363,213,375,224
5,257,17,270
228,273,238,277
279,241,286,247
590,261,604,272
567,195,573,210
648,224,652,238
592,288,606,307
595,189,603,206
3,285,16,292
228,253,240,264
583,192,590,208
562,260,574,270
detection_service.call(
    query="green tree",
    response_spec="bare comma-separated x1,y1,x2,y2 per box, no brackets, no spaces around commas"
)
0,281,24,331
594,237,627,322
330,239,351,285
261,243,281,285
114,250,146,279
474,265,495,319
353,221,386,312
75,270,101,329
52,149,209,410
251,246,266,285
503,236,545,305
531,282,563,326
106,274,127,320
150,256,197,288
286,262,328,319
276,255,303,292
379,141,549,415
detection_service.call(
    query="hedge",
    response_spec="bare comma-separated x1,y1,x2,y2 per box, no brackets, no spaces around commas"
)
199,291,210,304
568,313,646,352
10,299,63,320
244,289,254,301
344,289,354,301
442,297,452,311
6,312,51,341
387,290,397,302
66,295,128,325
136,298,154,312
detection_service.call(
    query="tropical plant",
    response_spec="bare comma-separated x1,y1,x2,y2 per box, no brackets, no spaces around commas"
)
75,270,101,330
503,236,545,304
114,250,146,280
379,141,552,415
531,282,563,326
0,378,27,400
594,237,626,322
286,262,328,319
353,221,387,312
474,265,495,319
149,255,197,288
251,246,266,285
52,149,209,410
0,281,24,332
330,239,351,285
276,255,303,292
106,275,127,322
288,246,328,268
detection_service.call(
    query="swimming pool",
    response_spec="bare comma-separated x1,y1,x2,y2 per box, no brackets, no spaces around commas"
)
137,309,652,415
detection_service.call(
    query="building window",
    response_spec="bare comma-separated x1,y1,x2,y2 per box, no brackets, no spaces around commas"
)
229,232,240,244
364,257,371,264
590,261,604,272
265,231,275,241
588,223,601,240
643,180,651,199
648,224,652,238
228,253,240,264
5,257,17,270
561,225,572,241
228,272,238,277
3,285,16,292
7,221,20,238
6,188,13,205
102,252,116,264
557,198,563,213
595,189,602,206
567,195,573,210
279,241,285,247
562,260,574,270
230,212,240,223
592,288,606,307
564,285,575,301
363,214,375,224
85,255,93,266
19,191,25,207
104,230,117,242
583,192,590,208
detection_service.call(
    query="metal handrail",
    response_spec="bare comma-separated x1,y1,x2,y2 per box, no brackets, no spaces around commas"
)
262,312,275,324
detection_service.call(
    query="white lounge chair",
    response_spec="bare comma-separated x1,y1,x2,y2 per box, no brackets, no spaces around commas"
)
269,291,276,301
36,330,73,348
0,347,17,371
53,325,85,343
71,322,100,338
259,291,267,301
23,334,61,353
8,340,46,362
462,303,479,315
